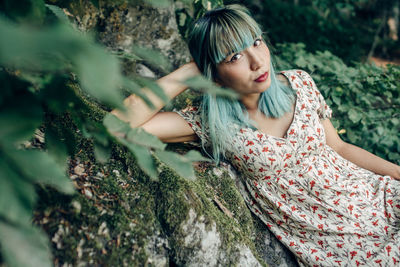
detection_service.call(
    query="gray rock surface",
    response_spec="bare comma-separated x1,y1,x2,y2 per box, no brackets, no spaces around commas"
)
96,3,190,73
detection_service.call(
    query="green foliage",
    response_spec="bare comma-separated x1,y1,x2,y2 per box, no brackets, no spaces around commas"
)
131,45,173,74
238,0,378,63
0,221,52,267
3,0,397,266
45,3,70,24
104,114,210,180
183,75,238,98
276,43,400,163
154,150,210,180
310,0,372,17
34,156,160,266
0,0,217,266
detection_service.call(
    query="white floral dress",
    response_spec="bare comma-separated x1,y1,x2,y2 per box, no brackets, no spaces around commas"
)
176,69,400,267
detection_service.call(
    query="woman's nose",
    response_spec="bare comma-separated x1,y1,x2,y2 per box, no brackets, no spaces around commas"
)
248,49,262,71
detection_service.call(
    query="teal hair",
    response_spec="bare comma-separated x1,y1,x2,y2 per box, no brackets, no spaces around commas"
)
188,5,295,164
188,5,262,80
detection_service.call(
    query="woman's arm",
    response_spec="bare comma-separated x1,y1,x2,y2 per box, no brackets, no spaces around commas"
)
111,62,200,142
322,119,400,180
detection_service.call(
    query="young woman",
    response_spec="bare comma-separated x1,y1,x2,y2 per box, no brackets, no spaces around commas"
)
112,5,400,267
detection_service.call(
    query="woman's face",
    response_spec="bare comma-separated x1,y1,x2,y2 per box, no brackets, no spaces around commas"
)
215,38,271,97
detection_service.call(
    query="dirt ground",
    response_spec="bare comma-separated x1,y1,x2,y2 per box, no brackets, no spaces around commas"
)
371,56,400,66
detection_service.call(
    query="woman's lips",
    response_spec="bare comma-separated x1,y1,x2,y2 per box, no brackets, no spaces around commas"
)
255,71,269,82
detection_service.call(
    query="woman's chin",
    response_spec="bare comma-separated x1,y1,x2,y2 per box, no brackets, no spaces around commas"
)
258,80,272,93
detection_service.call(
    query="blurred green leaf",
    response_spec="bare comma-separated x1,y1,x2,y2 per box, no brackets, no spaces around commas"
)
391,118,400,126
122,77,155,109
184,76,238,99
183,150,210,162
44,126,69,167
112,50,141,61
103,113,131,135
135,76,169,104
104,114,166,149
0,20,69,71
104,114,165,178
75,45,124,108
81,121,109,146
94,141,111,163
126,128,166,150
0,18,125,108
155,150,208,180
39,75,80,114
348,109,362,123
0,160,36,225
91,129,109,147
5,149,74,194
376,126,384,136
45,4,71,25
389,152,400,161
118,138,158,179
346,130,358,143
332,95,341,105
0,221,52,267
132,45,172,72
0,95,42,144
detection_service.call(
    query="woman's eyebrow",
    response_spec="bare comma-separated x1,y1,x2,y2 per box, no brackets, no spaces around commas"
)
222,50,236,60
227,49,236,55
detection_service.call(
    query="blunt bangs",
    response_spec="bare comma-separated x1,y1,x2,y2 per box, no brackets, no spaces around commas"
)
188,5,262,79
209,11,262,64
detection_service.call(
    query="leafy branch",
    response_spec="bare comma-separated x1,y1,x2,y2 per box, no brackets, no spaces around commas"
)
0,0,217,266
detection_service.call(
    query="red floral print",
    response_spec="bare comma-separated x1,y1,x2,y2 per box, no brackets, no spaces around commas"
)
176,70,400,267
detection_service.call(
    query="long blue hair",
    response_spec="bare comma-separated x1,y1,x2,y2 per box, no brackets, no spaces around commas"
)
188,5,295,163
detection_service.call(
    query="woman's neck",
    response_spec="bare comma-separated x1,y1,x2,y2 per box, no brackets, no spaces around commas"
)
240,93,261,112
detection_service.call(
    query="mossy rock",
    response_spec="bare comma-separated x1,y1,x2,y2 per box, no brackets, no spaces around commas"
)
33,1,299,266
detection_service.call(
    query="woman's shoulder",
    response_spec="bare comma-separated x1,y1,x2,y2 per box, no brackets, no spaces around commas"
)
280,69,313,81
279,69,318,90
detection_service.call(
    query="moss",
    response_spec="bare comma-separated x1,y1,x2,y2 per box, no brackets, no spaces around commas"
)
35,148,161,265
156,167,191,235
164,89,202,112
196,167,254,233
189,167,262,264
38,97,269,266
153,148,268,266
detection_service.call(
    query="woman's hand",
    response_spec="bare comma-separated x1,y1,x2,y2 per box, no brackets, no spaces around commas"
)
111,61,200,129
109,60,201,142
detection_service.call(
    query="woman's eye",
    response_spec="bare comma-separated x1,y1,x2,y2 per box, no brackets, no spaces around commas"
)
229,53,241,62
254,38,262,47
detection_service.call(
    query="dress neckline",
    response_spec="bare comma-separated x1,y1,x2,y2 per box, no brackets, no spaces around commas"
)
249,70,300,141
